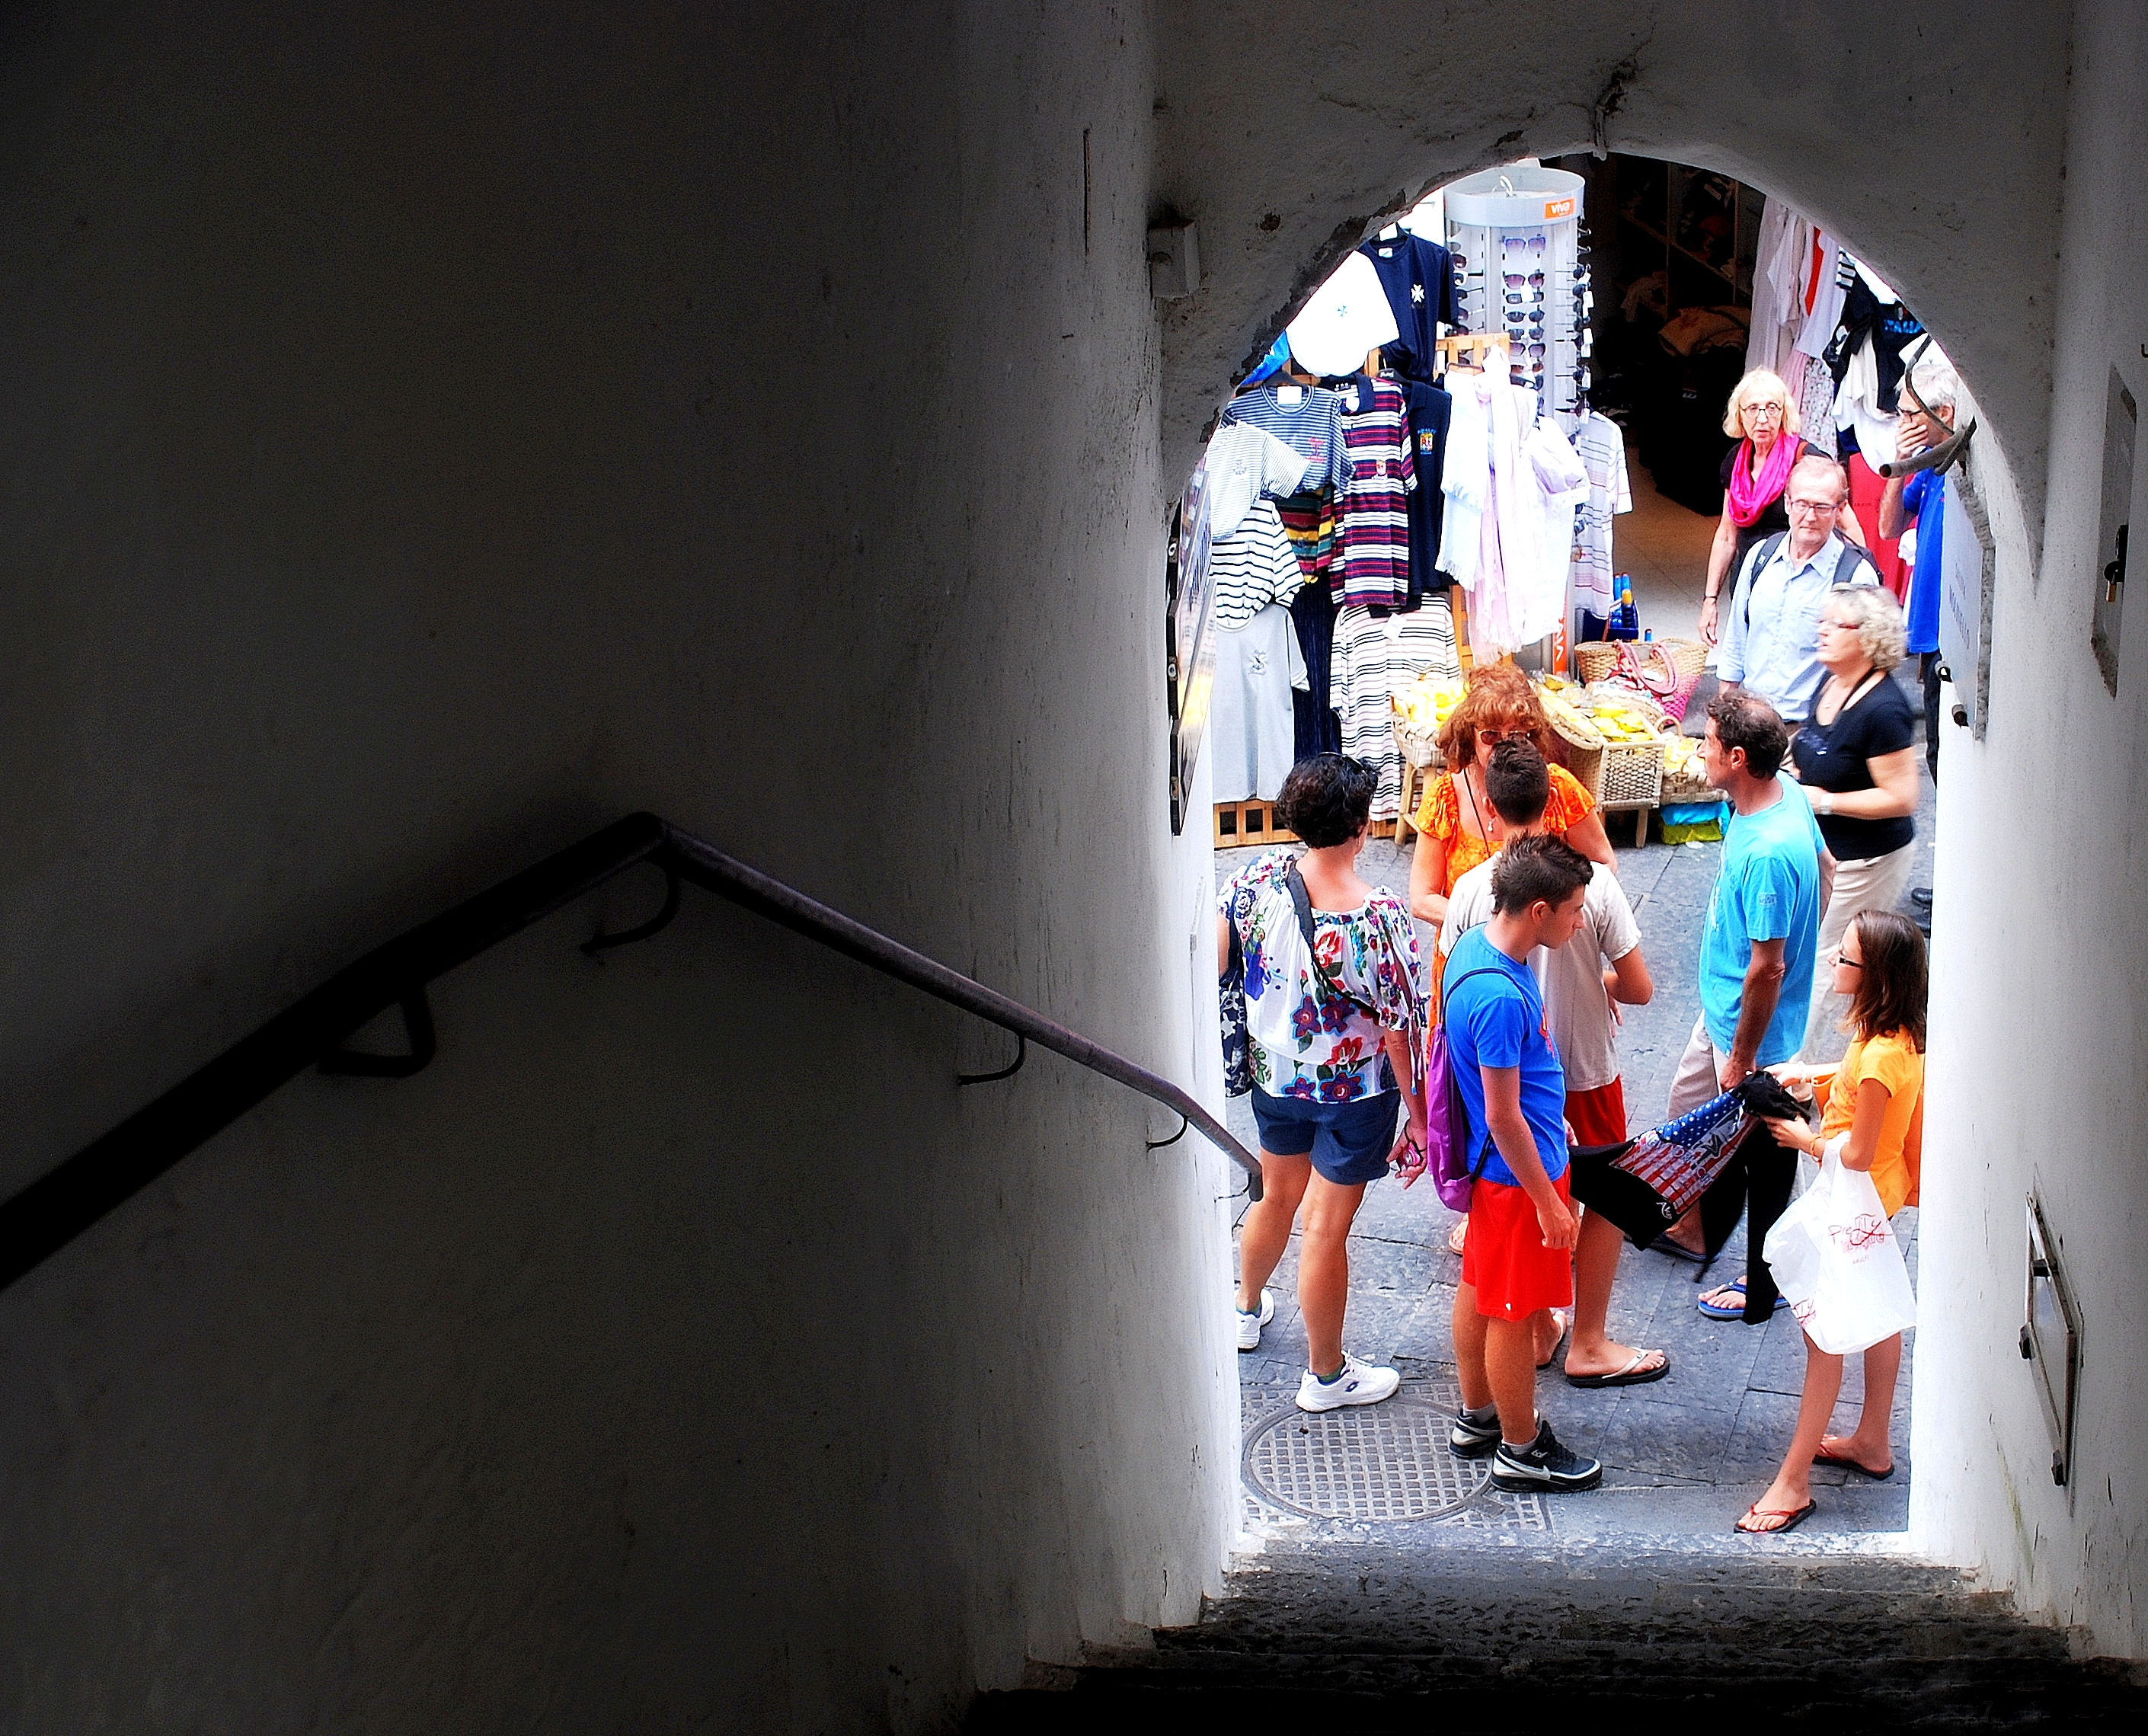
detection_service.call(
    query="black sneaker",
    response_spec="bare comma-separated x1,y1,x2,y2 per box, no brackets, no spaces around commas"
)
1449,1406,1501,1458
1490,1419,1603,1491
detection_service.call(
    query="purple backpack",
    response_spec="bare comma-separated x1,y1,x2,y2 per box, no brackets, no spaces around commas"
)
1424,967,1503,1213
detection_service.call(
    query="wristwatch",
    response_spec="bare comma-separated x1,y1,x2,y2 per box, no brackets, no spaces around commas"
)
1813,791,1832,815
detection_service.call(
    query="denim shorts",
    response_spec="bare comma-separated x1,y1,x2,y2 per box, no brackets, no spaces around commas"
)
1249,1085,1400,1185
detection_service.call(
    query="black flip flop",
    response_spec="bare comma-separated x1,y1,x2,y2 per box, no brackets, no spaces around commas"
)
1649,1233,1709,1265
1737,1499,1817,1536
1566,1348,1671,1389
1812,1448,1894,1482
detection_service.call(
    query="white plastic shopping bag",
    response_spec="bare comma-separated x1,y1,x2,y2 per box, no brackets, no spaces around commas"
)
1762,1149,1916,1354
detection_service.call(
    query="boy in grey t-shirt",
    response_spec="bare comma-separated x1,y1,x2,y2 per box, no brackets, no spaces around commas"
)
1439,742,1667,1387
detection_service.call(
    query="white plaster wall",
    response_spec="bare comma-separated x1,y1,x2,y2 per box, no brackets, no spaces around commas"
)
0,2,1241,1728
1908,0,2148,1658
1153,0,2067,532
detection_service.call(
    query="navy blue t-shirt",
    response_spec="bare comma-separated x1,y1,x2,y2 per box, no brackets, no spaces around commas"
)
1402,380,1453,598
1360,232,1456,385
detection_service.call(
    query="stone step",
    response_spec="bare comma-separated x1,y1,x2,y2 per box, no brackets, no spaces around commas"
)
964,1555,2146,1731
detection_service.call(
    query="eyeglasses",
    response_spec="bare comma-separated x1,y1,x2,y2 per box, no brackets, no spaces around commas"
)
1474,724,1534,747
1504,291,1545,305
1502,271,1546,289
1501,235,1547,256
1785,497,1843,516
1742,402,1786,420
1826,946,1865,970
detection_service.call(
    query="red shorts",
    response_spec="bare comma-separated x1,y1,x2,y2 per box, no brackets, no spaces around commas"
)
1463,1172,1575,1320
1565,1077,1629,1148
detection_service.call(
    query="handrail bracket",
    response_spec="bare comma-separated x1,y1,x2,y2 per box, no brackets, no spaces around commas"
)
319,989,439,1079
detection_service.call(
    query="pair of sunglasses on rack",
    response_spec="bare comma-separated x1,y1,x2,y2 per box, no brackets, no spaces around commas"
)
1501,234,1548,256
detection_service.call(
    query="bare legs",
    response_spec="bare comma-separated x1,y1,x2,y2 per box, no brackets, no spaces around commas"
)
1820,1331,1899,1475
1453,1284,1538,1443
1236,1149,1309,1314
1565,1209,1667,1380
1235,1150,1370,1380
1741,1328,1903,1530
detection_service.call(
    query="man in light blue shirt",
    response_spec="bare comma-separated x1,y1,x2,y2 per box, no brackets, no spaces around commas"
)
1718,454,1879,723
1658,691,1836,1316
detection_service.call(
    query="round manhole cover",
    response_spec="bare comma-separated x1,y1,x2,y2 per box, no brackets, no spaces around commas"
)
1242,1397,1488,1521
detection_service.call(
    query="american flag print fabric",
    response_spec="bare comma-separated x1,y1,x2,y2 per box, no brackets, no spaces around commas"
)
1611,1089,1757,1216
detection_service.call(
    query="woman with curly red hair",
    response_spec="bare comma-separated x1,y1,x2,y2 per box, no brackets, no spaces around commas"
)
1408,663,1615,938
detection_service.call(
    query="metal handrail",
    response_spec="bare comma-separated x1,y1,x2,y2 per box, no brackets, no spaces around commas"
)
0,814,1262,1296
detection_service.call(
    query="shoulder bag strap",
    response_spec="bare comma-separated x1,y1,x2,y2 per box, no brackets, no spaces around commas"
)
1287,860,1376,1017
1442,962,1510,1180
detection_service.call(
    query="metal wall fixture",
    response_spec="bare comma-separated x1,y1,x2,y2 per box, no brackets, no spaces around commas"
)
2019,1192,2080,1489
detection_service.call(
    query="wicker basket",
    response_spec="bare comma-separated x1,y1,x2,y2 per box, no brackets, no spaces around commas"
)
1575,638,1704,706
1568,735,1667,810
1659,766,1716,803
1391,712,1446,770
1583,683,1678,735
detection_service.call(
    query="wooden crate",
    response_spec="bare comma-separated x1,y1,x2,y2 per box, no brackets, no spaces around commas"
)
1213,798,1297,849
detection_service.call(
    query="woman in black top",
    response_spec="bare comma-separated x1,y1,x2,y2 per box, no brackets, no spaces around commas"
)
1788,584,1919,1056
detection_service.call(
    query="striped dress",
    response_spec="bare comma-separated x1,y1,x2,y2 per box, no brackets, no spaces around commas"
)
1337,376,1413,610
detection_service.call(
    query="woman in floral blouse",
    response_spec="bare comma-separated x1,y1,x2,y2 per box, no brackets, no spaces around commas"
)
1219,755,1428,1414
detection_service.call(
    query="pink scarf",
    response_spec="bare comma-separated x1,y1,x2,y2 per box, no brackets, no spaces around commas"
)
1726,433,1801,527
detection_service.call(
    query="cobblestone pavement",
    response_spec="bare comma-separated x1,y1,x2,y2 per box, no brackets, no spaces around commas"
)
1219,727,1935,1549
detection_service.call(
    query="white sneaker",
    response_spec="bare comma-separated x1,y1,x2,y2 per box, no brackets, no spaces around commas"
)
1235,1287,1276,1351
1295,1353,1401,1411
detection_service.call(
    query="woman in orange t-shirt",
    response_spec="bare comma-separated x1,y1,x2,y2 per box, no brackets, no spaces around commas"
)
1736,910,1927,1536
1406,663,1615,952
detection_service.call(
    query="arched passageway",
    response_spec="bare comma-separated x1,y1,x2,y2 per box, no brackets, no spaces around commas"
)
1157,0,2142,1668
0,6,2141,1732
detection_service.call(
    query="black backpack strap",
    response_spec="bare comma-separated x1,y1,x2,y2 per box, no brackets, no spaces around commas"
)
1833,539,1881,588
1741,532,1788,628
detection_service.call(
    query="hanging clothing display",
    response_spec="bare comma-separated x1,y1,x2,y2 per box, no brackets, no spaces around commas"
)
1335,372,1413,611
1209,602,1307,803
1202,421,1315,542
1745,198,1808,385
1285,251,1400,378
1288,575,1341,760
1439,371,1580,659
1220,383,1350,493
1358,229,1457,383
1210,499,1307,631
1402,379,1453,600
1331,599,1460,821
1274,489,1340,581
1795,229,1847,362
1525,420,1591,644
1568,411,1633,622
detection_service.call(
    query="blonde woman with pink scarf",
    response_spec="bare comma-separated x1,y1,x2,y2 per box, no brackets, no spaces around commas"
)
1699,370,1864,646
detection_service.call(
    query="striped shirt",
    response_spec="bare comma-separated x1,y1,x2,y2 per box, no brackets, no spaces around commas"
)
1222,385,1350,494
1336,375,1413,610
1330,597,1460,821
1210,500,1306,631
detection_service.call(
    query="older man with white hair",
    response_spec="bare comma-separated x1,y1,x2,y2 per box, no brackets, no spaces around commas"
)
1717,452,1882,725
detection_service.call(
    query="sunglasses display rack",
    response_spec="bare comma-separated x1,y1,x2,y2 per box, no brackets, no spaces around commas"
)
1442,165,1590,433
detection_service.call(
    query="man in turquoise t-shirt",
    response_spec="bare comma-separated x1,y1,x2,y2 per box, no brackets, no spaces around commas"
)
1662,691,1835,1310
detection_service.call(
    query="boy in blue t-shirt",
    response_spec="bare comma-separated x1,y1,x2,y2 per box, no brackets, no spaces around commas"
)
1441,835,1605,1495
